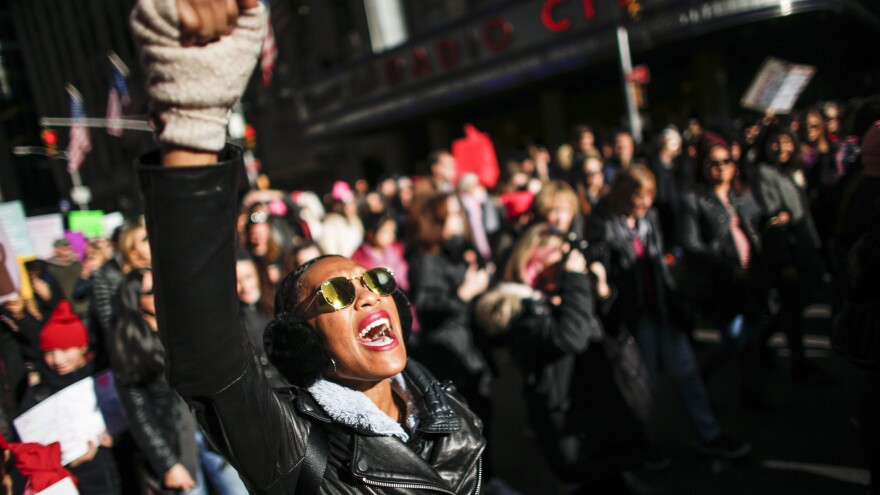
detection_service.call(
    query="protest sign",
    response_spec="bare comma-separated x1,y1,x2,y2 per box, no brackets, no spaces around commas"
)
34,477,79,495
26,214,65,261
14,374,109,466
103,211,125,237
741,57,816,114
0,201,35,257
15,255,36,300
0,225,19,302
68,210,105,239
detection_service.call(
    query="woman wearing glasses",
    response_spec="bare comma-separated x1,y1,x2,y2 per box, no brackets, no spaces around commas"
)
680,138,765,407
130,0,485,493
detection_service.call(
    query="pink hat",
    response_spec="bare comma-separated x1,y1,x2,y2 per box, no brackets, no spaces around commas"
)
330,181,354,203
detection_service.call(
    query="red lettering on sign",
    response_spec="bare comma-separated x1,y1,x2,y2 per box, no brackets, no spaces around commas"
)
383,57,405,86
436,38,461,69
541,0,571,32
582,0,596,19
483,18,513,52
411,47,432,78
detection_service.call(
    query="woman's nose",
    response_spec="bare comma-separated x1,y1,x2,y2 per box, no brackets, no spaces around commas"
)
355,281,380,308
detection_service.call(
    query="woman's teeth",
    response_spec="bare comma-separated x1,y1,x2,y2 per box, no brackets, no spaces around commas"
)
359,318,391,342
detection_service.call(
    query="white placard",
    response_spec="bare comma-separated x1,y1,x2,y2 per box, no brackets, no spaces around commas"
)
25,214,66,261
0,224,20,302
35,476,79,495
0,201,35,256
102,212,125,238
13,376,107,466
741,57,816,114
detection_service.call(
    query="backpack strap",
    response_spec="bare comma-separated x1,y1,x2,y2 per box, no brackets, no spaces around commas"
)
295,421,329,495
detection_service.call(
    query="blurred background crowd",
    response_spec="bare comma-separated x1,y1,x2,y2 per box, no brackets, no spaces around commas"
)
1,91,878,494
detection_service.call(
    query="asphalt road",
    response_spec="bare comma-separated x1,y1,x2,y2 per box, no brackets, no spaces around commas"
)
487,300,872,494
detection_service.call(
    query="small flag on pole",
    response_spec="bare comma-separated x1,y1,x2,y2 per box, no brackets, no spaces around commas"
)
106,51,130,136
261,4,278,87
66,84,91,173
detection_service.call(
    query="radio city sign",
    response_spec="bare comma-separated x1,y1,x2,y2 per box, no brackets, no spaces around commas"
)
296,0,633,121
296,0,828,128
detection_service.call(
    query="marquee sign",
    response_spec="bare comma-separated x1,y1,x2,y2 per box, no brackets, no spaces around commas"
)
294,0,851,135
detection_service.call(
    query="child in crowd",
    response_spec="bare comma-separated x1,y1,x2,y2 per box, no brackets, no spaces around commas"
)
19,300,120,495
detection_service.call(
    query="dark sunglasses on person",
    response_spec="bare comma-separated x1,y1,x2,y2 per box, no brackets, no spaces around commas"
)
706,157,734,168
303,267,397,312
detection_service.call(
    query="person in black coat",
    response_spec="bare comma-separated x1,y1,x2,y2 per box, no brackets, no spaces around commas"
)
594,165,750,460
476,223,646,493
680,138,765,407
235,252,287,388
405,193,493,415
751,125,825,380
110,270,203,495
129,1,487,492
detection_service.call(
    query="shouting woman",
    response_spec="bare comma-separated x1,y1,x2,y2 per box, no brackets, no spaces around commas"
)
130,0,485,493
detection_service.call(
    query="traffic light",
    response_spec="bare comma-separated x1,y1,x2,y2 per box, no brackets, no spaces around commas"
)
244,124,256,150
619,0,642,21
41,128,58,157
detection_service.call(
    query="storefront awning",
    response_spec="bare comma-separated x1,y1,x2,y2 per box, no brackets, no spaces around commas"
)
295,0,874,136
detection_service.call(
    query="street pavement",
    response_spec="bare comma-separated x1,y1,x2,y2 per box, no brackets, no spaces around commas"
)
487,298,871,494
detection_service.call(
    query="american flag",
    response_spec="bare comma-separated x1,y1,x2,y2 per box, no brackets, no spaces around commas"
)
67,84,91,173
261,5,278,87
106,53,130,136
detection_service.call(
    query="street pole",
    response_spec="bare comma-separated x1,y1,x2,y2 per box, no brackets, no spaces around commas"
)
69,168,90,211
40,117,151,131
616,26,643,144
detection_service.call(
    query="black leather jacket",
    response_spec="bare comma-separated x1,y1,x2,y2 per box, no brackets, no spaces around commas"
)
680,187,760,267
138,147,485,494
492,273,644,482
407,251,491,393
594,210,676,330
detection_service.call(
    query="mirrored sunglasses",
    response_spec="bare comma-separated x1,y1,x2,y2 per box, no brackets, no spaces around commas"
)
312,267,396,311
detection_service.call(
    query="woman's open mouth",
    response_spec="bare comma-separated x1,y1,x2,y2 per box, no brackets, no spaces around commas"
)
357,310,398,351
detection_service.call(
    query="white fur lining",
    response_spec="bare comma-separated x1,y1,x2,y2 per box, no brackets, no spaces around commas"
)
307,374,417,442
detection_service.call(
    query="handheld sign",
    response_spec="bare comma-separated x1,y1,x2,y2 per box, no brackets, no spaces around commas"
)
68,210,105,239
741,57,816,115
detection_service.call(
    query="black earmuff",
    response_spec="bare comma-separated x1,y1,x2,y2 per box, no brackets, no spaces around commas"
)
263,311,332,388
392,289,413,342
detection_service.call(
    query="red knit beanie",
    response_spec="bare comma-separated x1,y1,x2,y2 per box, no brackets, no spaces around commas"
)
39,301,88,350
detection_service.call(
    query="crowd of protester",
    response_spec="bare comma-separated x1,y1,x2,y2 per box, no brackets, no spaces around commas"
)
0,93,878,494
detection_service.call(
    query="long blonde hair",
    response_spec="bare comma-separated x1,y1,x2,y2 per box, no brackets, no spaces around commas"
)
117,218,148,273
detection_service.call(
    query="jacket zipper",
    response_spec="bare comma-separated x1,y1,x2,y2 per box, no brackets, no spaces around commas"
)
360,457,483,494
473,457,483,495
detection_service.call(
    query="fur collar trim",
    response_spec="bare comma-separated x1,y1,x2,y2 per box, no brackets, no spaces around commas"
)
474,282,543,336
307,374,417,442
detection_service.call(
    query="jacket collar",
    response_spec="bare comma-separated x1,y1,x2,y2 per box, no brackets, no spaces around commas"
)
293,360,461,435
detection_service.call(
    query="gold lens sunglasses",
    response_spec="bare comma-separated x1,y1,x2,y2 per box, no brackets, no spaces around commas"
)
299,267,397,314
